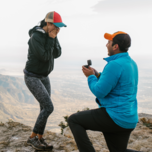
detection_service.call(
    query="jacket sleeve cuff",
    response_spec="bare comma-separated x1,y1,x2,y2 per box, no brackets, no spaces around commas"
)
88,74,96,80
88,72,101,80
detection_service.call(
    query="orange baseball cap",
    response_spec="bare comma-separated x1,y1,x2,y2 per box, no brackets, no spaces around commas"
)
104,31,127,40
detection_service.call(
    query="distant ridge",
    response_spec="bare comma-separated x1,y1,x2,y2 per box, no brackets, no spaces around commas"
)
0,74,37,123
0,74,36,104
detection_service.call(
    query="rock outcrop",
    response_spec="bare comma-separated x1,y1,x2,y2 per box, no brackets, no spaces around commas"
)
63,117,152,152
0,115,152,152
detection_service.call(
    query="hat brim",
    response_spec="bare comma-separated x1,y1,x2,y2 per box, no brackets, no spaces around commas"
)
104,33,113,40
53,22,67,27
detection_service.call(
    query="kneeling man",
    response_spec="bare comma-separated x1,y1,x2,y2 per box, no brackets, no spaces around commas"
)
68,31,139,152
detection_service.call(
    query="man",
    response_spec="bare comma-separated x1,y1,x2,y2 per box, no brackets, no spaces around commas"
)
68,31,139,152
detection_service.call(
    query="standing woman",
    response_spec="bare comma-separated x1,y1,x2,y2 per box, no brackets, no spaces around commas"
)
24,11,66,151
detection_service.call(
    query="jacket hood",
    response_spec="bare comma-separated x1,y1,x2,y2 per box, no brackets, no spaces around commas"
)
29,26,46,37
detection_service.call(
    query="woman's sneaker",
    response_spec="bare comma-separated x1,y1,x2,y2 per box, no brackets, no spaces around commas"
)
27,136,46,150
39,137,53,150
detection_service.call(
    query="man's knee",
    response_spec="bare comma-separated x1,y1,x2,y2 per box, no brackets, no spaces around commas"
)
68,113,76,125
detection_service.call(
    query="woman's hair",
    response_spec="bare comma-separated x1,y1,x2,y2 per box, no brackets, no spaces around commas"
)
39,19,47,28
39,19,53,28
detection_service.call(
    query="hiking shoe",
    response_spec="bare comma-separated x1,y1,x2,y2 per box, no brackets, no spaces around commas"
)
40,137,53,150
27,136,46,150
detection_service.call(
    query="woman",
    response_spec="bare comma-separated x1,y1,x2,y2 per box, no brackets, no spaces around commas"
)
24,11,66,151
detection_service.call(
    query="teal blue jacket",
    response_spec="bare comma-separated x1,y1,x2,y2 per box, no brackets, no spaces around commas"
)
88,52,138,129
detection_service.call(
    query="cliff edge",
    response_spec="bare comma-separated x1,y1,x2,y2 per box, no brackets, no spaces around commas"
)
0,114,152,152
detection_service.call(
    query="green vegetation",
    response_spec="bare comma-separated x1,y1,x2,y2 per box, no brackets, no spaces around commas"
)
58,107,90,134
143,122,152,129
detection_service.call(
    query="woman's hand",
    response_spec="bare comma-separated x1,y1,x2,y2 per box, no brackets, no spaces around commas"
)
48,28,60,38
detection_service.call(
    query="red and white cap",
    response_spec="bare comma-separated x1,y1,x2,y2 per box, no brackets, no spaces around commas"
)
45,11,67,28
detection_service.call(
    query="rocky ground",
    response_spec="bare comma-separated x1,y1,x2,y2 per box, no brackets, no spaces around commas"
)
0,114,152,152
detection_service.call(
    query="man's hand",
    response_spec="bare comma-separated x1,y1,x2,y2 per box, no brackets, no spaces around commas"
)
82,66,95,77
48,28,60,38
92,68,99,77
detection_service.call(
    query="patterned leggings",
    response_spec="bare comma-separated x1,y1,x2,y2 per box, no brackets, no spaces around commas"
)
24,75,54,135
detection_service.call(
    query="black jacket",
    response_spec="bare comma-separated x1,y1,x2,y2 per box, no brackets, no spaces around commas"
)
24,26,61,77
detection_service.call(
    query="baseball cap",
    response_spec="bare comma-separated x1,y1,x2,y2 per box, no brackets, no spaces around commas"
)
104,31,131,52
45,11,67,28
104,31,127,40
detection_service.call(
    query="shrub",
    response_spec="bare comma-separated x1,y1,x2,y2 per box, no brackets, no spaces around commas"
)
58,107,90,134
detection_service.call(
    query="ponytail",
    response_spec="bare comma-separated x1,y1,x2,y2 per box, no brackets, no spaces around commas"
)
39,19,47,28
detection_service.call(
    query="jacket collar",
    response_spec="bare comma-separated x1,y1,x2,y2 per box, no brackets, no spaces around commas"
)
104,52,129,63
36,27,46,34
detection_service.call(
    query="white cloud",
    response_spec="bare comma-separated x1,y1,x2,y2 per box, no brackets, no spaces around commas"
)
48,0,101,16
0,0,101,46
0,0,152,57
92,0,152,14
